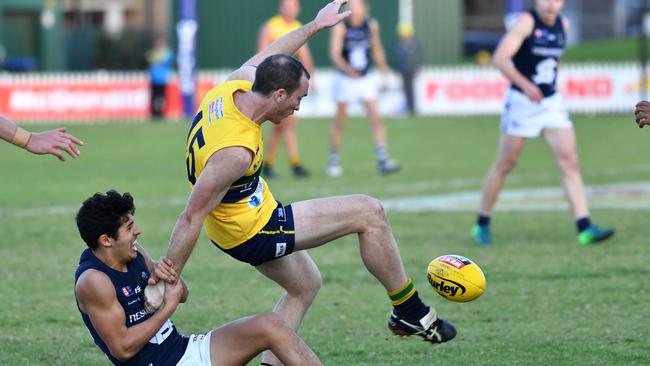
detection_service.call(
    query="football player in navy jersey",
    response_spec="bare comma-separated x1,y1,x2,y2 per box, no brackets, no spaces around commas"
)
74,190,321,366
472,0,614,245
327,0,400,177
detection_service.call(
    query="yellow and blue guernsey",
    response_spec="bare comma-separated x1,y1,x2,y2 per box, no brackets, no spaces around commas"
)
266,15,302,41
185,80,277,249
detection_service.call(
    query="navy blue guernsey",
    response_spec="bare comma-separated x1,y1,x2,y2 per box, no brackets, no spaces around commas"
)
341,19,371,76
75,249,188,366
512,10,566,97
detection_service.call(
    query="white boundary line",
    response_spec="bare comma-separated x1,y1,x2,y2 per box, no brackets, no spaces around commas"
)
4,181,650,219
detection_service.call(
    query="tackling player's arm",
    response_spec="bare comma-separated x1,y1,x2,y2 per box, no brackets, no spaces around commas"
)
75,270,183,362
155,147,253,281
329,23,360,78
135,242,188,303
491,12,543,102
227,0,351,82
0,114,83,160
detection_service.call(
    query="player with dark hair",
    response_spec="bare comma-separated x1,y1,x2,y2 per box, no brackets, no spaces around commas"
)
252,54,311,96
634,100,650,127
258,0,314,178
149,2,456,366
74,190,322,366
0,114,83,161
471,0,614,245
326,0,399,177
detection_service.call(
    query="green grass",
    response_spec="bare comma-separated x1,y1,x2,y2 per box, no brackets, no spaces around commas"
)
563,38,639,63
1,114,649,365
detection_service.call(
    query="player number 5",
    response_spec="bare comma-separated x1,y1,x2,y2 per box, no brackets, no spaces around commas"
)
186,127,205,184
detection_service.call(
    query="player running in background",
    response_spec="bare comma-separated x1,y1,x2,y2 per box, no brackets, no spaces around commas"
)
326,0,399,177
472,0,615,245
258,0,314,178
0,114,83,161
148,2,456,365
74,190,322,366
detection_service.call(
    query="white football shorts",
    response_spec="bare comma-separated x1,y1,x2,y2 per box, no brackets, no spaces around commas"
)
332,72,379,103
500,88,572,138
176,332,212,366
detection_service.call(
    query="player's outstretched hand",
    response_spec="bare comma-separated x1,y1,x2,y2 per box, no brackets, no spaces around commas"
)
634,100,650,128
25,127,84,161
314,0,351,29
148,256,179,286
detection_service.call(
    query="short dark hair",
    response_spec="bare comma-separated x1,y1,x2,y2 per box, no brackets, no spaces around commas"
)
76,190,135,250
251,54,310,97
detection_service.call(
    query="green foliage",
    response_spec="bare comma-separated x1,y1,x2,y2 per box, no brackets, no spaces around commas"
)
1,114,649,365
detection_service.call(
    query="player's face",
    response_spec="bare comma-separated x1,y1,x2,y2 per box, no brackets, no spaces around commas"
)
272,75,309,124
347,0,367,18
536,0,564,19
279,0,300,20
113,214,141,262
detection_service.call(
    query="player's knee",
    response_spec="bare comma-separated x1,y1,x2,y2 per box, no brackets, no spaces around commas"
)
302,268,322,301
557,154,579,173
248,313,287,345
287,266,321,303
356,194,388,226
259,312,288,334
495,158,518,175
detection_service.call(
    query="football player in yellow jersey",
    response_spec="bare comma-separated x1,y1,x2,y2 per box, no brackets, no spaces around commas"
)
149,2,456,365
257,0,315,178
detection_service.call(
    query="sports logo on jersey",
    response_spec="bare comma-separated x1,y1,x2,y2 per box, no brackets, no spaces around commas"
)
207,96,225,123
248,181,264,208
277,207,286,222
275,242,287,257
141,271,148,280
122,286,134,297
534,28,543,38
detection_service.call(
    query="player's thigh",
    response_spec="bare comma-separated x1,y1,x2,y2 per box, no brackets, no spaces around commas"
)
209,315,273,366
542,127,577,160
291,195,382,250
362,99,383,122
255,250,321,294
495,133,526,165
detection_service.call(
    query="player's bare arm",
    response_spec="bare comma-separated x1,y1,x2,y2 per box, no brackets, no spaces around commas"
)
492,12,543,102
257,23,273,52
156,147,253,281
75,269,182,361
296,44,316,76
329,23,360,77
228,0,351,82
136,242,189,302
369,19,388,73
0,114,83,161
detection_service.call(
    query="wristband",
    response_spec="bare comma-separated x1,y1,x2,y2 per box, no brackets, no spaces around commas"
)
10,127,32,148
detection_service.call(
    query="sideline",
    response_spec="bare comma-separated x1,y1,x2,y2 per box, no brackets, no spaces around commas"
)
5,181,650,219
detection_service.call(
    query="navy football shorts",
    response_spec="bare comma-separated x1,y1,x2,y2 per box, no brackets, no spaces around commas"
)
214,202,296,266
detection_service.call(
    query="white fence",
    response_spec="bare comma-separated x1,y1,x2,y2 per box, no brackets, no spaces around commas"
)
0,63,643,122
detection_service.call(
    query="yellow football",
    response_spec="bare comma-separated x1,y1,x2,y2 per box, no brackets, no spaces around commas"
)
427,255,486,302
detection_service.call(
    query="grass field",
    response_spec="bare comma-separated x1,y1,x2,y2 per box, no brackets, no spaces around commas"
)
1,114,649,365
